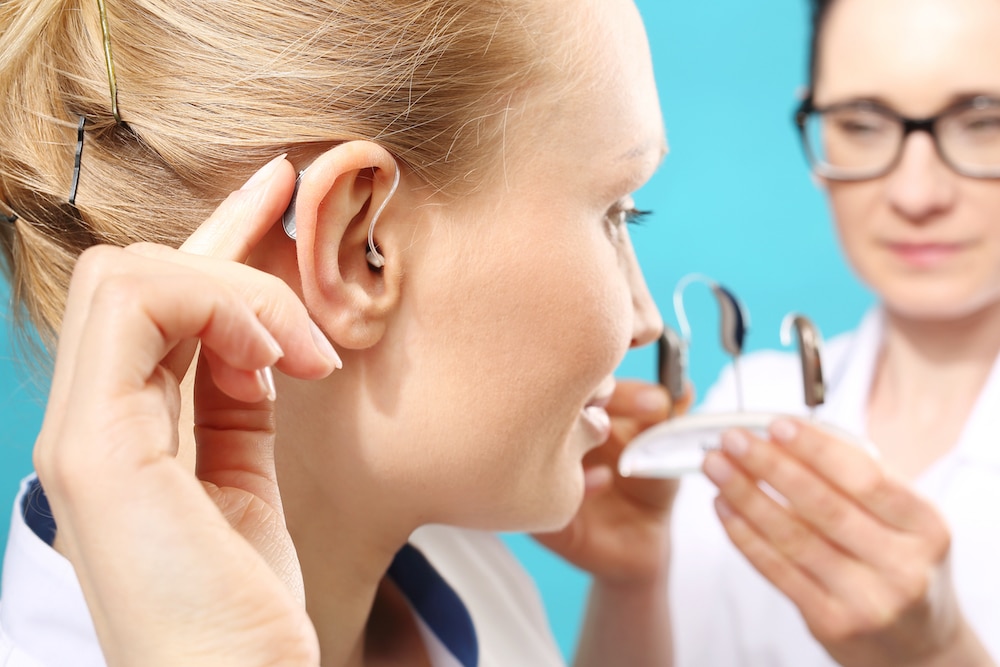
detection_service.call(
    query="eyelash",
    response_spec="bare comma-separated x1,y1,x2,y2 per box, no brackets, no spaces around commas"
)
605,202,652,241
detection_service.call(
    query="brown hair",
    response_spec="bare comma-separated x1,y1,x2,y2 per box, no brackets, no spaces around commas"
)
0,0,550,350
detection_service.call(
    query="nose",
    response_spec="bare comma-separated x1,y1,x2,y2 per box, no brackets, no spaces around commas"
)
622,232,663,349
885,132,957,223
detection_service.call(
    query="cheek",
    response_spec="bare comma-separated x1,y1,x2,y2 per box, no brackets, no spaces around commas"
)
827,186,880,276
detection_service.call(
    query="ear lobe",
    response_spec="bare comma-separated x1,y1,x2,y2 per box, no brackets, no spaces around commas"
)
291,141,404,350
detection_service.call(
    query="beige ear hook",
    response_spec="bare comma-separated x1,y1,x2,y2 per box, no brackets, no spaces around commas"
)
365,159,400,269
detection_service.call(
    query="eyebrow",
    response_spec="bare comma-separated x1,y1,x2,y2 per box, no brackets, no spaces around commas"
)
818,91,1000,113
618,137,669,165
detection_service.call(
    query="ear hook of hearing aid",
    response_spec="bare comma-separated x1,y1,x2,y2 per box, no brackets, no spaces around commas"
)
780,312,826,412
364,160,400,269
281,159,401,270
673,273,750,411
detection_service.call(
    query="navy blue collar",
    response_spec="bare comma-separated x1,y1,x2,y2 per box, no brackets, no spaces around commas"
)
22,477,479,667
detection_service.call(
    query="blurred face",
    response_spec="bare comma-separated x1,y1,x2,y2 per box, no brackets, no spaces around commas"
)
374,0,664,531
816,0,1000,319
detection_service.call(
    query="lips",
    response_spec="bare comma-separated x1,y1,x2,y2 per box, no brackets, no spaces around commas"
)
884,241,972,268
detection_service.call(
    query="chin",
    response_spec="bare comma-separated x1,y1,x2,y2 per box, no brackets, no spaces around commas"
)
516,463,587,534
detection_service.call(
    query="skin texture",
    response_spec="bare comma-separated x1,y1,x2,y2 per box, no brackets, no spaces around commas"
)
696,0,1000,664
34,0,681,665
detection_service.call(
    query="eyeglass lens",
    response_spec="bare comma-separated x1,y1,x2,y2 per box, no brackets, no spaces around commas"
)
801,100,1000,180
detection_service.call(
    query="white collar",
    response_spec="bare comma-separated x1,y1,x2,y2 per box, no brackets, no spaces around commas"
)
819,308,1000,472
1,476,105,667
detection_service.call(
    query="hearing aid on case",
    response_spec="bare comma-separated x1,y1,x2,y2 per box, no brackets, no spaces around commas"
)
657,327,687,405
673,274,750,410
619,307,876,479
281,160,401,269
781,312,825,409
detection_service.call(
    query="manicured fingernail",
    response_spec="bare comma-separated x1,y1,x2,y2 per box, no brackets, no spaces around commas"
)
309,320,343,369
770,418,798,443
635,386,669,414
703,452,734,484
721,429,749,458
240,153,288,191
257,366,277,402
715,496,735,520
256,323,284,360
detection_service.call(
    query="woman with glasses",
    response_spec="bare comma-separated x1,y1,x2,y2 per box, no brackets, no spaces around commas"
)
648,0,1000,663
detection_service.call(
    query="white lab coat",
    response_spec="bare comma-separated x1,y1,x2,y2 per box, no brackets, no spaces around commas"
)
671,309,1000,665
0,475,563,667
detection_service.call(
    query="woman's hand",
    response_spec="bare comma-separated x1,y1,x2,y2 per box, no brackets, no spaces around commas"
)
33,156,336,667
533,379,690,584
704,418,994,667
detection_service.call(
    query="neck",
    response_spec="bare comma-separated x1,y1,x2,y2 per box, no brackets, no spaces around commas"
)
866,302,1000,477
875,302,1000,407
275,381,419,667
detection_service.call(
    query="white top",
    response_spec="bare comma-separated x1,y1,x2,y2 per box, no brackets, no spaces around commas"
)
671,309,1000,665
0,476,563,667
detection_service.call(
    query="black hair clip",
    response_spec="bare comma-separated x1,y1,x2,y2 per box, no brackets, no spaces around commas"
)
68,116,86,207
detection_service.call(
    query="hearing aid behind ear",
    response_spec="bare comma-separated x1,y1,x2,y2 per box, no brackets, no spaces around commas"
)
280,160,401,269
281,171,304,240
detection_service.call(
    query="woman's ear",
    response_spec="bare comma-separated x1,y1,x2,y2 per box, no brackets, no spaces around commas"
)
291,141,405,350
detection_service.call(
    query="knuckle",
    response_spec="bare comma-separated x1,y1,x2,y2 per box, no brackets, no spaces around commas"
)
72,245,120,285
90,274,145,315
124,241,168,257
850,465,889,505
812,488,850,529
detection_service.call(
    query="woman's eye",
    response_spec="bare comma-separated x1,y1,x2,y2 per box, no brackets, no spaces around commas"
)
604,200,651,242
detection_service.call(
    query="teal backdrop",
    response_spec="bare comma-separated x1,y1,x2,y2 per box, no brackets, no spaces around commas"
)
0,0,874,659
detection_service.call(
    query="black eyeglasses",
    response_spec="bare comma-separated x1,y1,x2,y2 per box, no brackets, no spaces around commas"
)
794,95,1000,181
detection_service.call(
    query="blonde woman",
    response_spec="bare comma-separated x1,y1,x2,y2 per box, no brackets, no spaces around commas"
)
0,0,679,665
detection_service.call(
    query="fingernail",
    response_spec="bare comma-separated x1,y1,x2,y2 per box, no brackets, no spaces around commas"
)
257,366,277,402
770,418,798,443
635,386,669,414
256,323,285,360
240,153,288,191
703,452,734,484
715,496,735,520
721,429,749,458
309,320,343,369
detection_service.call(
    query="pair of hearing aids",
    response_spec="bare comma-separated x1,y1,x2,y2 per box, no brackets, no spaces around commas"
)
620,275,874,479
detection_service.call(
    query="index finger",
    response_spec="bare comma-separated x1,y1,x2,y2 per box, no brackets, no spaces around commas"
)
180,155,296,261
770,418,942,534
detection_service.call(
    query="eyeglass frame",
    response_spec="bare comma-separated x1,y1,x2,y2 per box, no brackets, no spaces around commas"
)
793,93,1000,181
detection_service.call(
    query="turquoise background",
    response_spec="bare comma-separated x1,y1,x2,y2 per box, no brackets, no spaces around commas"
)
0,0,874,659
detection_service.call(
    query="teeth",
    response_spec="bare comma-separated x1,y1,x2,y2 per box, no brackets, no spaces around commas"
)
583,405,610,431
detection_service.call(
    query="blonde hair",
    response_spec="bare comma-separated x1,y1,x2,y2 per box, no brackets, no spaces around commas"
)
0,0,549,350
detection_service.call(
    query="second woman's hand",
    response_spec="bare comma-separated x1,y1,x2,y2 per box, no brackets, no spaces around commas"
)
704,419,994,667
33,157,334,667
534,379,691,667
